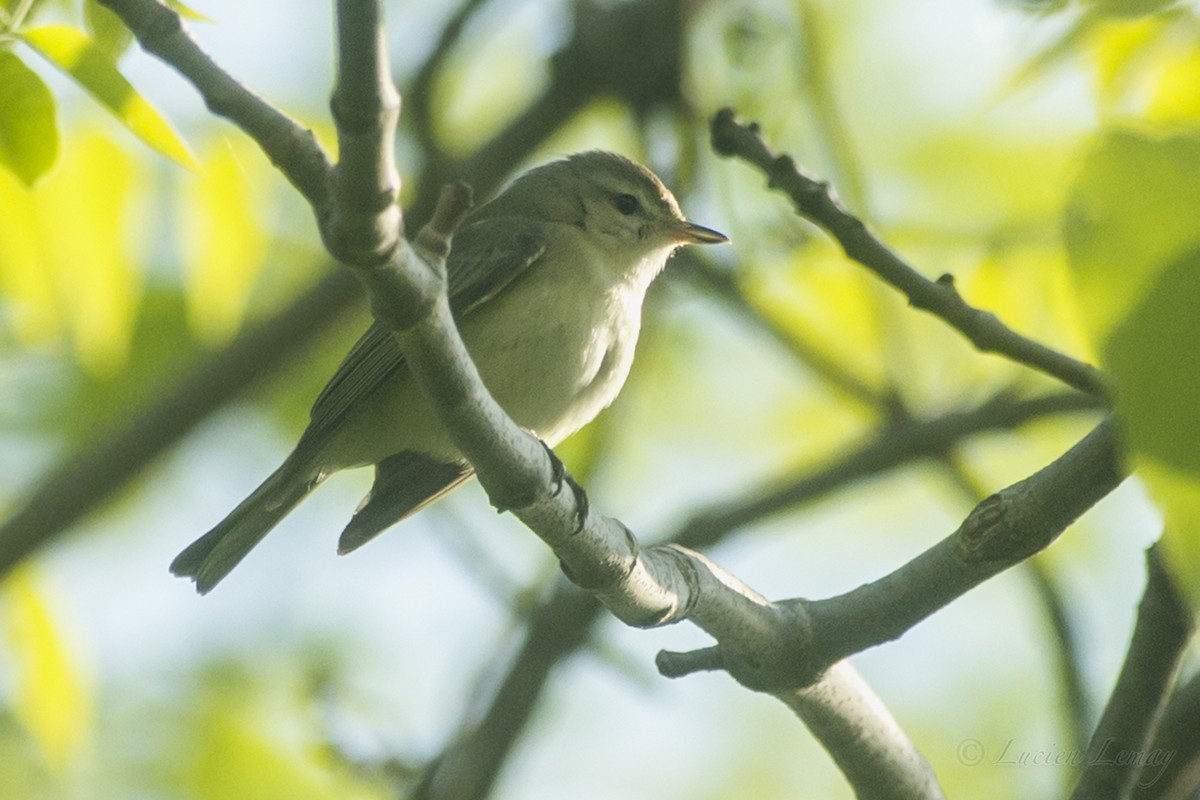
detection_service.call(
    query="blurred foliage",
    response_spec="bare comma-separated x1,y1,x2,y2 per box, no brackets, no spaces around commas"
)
165,663,386,800
178,136,274,345
0,567,92,778
0,0,1198,797
0,0,194,185
0,50,58,185
0,127,145,374
1065,130,1200,605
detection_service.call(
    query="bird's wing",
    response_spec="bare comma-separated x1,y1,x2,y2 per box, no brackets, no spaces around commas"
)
337,452,475,554
301,217,547,447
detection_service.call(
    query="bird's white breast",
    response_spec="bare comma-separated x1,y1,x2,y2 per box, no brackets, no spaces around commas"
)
321,227,669,469
460,230,663,447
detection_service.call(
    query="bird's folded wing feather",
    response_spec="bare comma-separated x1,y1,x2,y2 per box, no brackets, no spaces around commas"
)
301,217,547,445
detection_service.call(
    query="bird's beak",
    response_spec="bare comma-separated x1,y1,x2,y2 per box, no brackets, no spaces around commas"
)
670,220,729,245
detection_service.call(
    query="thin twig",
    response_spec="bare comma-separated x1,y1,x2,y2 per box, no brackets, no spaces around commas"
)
1070,544,1195,800
710,108,1110,398
1130,670,1200,800
97,0,332,205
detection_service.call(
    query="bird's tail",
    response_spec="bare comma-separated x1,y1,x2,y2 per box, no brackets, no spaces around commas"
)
171,458,324,594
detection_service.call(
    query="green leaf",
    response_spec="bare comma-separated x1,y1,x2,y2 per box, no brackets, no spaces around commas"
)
1064,130,1200,336
1065,129,1200,605
1,567,93,771
84,0,134,59
21,25,197,169
1104,249,1200,476
0,52,58,186
1143,462,1200,609
179,137,272,344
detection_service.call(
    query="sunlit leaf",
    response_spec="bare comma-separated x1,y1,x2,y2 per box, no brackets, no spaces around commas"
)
21,25,197,169
179,137,272,344
0,164,62,344
33,129,147,373
84,0,134,59
0,52,58,186
1147,43,1200,122
1103,250,1200,475
1089,13,1165,109
0,127,147,373
1065,129,1200,603
1064,130,1200,336
1002,8,1185,109
0,567,92,772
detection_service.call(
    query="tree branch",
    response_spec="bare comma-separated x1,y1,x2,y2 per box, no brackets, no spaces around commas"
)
340,74,947,800
328,0,403,263
709,108,1110,398
1130,669,1200,800
940,454,1092,757
804,418,1125,670
413,580,598,800
663,417,1125,687
96,0,332,206
416,390,1100,799
784,662,946,800
1070,544,1195,800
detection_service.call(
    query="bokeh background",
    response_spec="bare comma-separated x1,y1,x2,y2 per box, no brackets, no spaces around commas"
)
0,0,1195,797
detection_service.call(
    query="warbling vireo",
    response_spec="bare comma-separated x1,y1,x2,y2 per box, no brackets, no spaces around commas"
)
172,151,728,593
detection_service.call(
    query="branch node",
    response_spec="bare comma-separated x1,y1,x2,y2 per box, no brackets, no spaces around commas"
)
415,182,473,262
956,492,1013,563
657,646,724,678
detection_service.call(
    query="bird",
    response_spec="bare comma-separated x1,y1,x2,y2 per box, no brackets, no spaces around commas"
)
171,151,728,593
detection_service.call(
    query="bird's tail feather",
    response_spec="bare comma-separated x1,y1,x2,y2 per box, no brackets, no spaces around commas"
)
171,460,323,594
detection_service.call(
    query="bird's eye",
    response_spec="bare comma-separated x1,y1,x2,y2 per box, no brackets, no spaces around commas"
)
614,193,640,215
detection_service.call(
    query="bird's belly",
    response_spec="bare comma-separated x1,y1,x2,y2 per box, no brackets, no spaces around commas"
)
322,275,639,469
463,274,637,445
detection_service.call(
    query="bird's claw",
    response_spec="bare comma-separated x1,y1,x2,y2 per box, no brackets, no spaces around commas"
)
540,440,589,533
